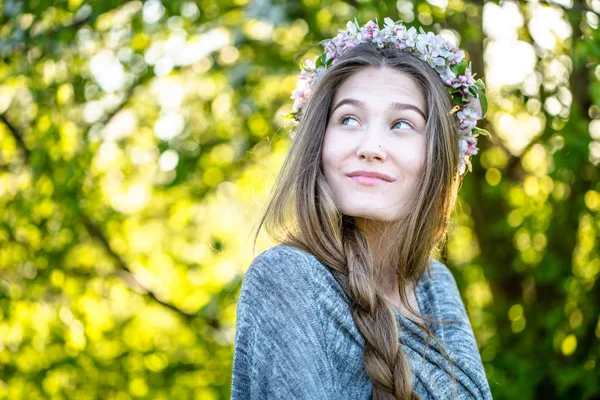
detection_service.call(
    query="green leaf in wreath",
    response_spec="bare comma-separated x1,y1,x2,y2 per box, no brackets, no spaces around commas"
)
453,95,465,106
474,78,486,92
466,158,473,173
315,54,325,68
451,60,467,76
478,91,488,118
473,127,492,138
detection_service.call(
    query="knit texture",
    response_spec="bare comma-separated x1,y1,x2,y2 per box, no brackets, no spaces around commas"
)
231,244,493,399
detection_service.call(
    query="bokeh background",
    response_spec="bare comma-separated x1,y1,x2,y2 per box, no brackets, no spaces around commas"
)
0,0,599,398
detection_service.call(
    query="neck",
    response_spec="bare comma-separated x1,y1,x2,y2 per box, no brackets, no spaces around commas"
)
354,217,399,297
354,217,421,319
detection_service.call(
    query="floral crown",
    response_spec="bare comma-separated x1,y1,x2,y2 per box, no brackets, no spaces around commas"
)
286,17,490,175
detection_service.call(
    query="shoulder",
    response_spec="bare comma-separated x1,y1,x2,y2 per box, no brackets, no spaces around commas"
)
248,243,325,273
425,258,461,296
232,244,338,397
238,244,335,314
423,258,469,320
243,243,331,288
426,258,456,280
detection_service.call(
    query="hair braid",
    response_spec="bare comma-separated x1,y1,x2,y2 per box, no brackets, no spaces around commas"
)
341,227,419,399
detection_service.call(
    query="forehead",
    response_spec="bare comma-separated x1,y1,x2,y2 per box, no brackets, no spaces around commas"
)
333,67,426,110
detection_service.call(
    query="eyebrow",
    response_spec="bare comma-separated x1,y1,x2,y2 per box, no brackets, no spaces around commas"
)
330,98,427,121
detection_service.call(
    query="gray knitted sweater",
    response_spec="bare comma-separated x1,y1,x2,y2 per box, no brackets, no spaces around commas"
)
231,244,492,399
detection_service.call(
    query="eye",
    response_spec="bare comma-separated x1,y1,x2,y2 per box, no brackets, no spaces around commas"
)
336,115,415,130
338,115,360,126
392,119,414,130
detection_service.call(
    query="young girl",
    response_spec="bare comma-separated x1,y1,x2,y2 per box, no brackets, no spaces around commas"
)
231,18,493,400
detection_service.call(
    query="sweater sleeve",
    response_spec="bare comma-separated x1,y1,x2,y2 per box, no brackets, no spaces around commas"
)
230,247,335,400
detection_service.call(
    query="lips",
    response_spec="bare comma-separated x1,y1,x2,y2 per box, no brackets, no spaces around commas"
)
346,170,396,182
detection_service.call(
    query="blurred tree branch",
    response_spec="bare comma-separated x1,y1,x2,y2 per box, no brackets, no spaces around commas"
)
80,215,198,320
0,114,30,163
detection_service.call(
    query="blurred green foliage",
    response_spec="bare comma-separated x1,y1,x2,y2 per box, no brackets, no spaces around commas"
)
0,0,598,398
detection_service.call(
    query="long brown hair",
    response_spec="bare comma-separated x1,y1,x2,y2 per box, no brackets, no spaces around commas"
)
252,43,464,399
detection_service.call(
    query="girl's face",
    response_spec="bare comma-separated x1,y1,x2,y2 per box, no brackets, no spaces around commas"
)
322,66,427,222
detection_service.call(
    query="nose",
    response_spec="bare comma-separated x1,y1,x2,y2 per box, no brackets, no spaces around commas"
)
356,128,386,161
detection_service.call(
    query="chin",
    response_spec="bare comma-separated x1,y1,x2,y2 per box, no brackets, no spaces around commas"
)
343,210,395,222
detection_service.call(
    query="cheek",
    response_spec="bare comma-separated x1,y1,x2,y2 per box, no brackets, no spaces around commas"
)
394,138,426,176
321,153,337,186
321,131,340,176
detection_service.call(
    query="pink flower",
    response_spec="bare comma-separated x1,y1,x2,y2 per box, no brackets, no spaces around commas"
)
298,71,310,81
346,20,357,35
440,67,456,85
468,97,483,119
383,17,396,29
404,26,418,47
459,136,479,156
